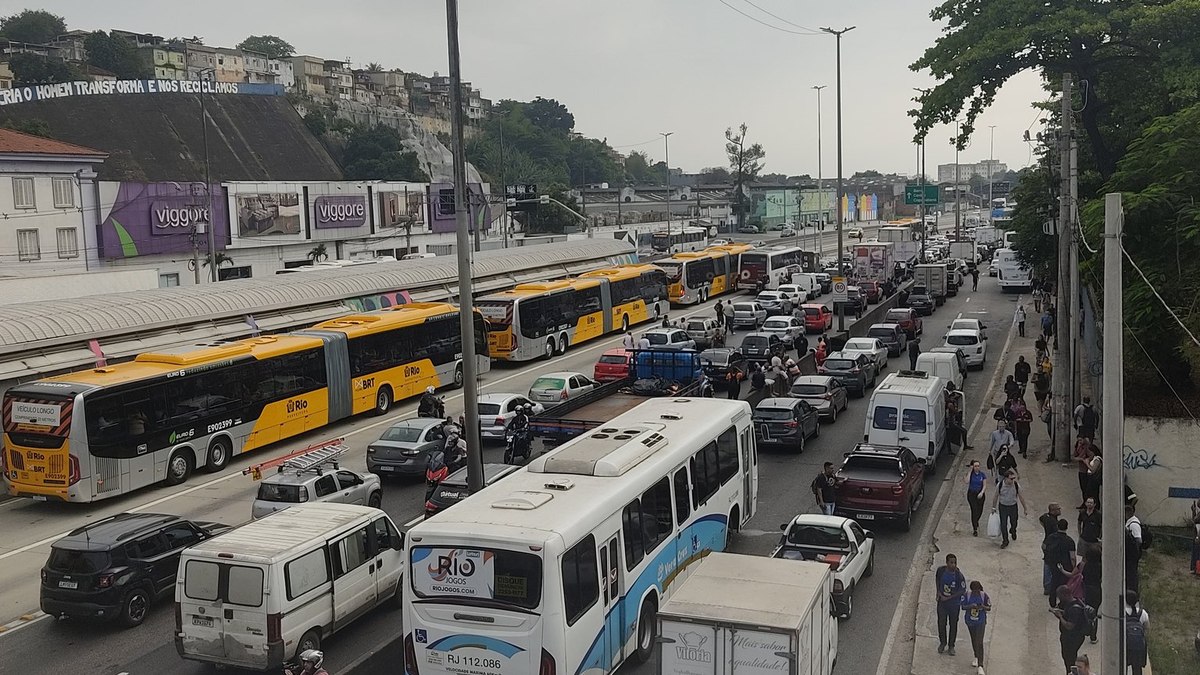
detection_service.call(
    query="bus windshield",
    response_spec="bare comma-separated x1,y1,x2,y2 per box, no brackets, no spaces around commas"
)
410,546,543,609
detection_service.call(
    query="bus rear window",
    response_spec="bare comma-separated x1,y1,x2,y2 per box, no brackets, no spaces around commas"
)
410,546,543,609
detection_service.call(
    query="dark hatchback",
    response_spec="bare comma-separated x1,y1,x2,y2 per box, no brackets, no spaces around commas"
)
752,397,820,451
741,332,787,363
40,513,230,627
699,347,749,393
818,353,877,397
907,285,935,316
425,463,520,518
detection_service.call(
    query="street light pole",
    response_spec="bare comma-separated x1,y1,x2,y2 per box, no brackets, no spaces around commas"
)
197,68,217,282
660,132,673,236
444,0,484,492
913,87,931,264
812,85,826,260
820,26,855,332
954,120,962,245
987,125,996,229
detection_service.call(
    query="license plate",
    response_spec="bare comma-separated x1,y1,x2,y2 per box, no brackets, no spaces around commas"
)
857,514,876,521
33,496,47,502
377,466,394,472
57,580,77,589
192,616,214,627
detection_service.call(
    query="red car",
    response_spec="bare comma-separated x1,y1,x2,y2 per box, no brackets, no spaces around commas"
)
835,444,927,531
801,304,834,333
593,348,632,382
859,280,883,304
884,307,923,339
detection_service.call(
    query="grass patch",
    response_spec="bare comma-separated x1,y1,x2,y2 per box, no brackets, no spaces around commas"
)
1140,530,1200,675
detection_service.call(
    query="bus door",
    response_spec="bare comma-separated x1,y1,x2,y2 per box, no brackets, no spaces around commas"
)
740,426,758,523
598,534,624,669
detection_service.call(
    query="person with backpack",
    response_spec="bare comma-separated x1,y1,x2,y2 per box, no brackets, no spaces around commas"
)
1125,504,1150,593
960,580,991,674
934,554,967,656
990,469,1028,548
1051,585,1090,674
1124,590,1150,675
1073,397,1099,440
1045,519,1077,608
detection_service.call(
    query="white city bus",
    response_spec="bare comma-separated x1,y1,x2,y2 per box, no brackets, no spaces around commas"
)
737,245,803,291
402,397,757,675
651,226,708,254
994,247,1031,291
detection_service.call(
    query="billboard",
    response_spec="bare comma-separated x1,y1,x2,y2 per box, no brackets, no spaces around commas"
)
427,182,492,235
312,194,367,229
99,182,229,258
378,188,427,230
235,192,301,237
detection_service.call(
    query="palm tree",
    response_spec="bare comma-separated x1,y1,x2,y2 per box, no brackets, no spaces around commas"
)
366,62,384,72
308,243,329,263
203,252,233,269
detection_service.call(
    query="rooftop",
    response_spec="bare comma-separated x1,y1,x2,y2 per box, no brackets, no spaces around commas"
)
0,128,107,158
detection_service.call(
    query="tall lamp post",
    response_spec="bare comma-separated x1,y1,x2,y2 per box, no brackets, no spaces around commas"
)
812,85,826,259
987,125,996,228
197,67,217,282
913,87,930,263
660,132,673,236
820,25,855,332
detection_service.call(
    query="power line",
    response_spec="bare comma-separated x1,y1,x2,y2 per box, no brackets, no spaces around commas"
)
737,0,821,34
1123,317,1199,421
718,0,817,35
1121,244,1200,349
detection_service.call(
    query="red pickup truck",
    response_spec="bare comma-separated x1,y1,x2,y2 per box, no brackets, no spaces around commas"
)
834,443,926,531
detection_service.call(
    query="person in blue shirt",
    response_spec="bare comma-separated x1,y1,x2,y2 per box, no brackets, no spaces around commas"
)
935,553,968,656
965,460,988,536
961,580,992,674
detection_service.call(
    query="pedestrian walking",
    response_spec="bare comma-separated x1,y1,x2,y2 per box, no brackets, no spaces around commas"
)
1012,401,1033,457
1004,375,1022,401
1045,518,1077,608
1124,590,1150,675
1191,498,1200,575
622,331,635,351
1033,370,1051,412
988,420,1016,461
1080,544,1102,643
991,444,1018,486
1072,655,1095,675
965,460,988,536
1014,355,1031,390
1077,498,1102,546
1125,504,1144,593
1084,446,1103,505
811,462,841,515
1051,586,1089,674
908,336,921,371
1014,304,1027,337
714,299,725,327
990,470,1028,548
724,302,736,334
960,580,991,674
1041,310,1055,342
934,554,967,656
970,267,980,291
1039,503,1063,596
1072,436,1095,505
637,333,651,351
725,366,742,401
1073,397,1099,440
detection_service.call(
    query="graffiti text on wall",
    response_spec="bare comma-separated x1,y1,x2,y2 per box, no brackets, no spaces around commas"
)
1123,446,1162,471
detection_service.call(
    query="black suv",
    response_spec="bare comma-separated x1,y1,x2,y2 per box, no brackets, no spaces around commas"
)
740,332,787,363
907,285,935,316
40,513,230,627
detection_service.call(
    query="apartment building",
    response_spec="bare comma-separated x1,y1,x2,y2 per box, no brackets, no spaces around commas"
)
268,58,294,88
290,55,327,97
242,49,273,84
138,44,187,80
323,60,354,100
214,48,246,83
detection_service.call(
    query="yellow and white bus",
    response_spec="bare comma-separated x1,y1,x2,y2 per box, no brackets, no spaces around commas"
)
1,303,488,503
657,244,751,305
477,264,669,362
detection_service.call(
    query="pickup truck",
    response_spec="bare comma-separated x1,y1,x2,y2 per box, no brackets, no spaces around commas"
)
834,443,926,532
771,514,875,620
530,349,705,445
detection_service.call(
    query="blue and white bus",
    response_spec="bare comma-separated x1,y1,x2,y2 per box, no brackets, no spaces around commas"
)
402,397,757,675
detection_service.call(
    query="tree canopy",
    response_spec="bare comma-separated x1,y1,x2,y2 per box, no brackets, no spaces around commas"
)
84,31,151,79
624,151,668,184
339,125,427,182
0,9,65,44
236,35,295,59
726,124,766,226
8,52,85,86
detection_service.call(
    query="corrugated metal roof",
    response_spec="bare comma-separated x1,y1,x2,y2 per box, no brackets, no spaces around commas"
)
0,239,634,354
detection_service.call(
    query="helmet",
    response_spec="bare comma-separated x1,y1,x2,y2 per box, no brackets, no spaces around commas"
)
300,649,324,668
522,404,533,412
426,386,435,395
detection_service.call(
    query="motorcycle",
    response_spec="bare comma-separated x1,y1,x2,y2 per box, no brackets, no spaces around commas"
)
504,427,534,465
417,395,445,419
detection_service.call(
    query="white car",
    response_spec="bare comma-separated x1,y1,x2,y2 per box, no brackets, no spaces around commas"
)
477,393,545,441
943,328,987,367
776,284,807,305
528,371,597,407
761,315,807,349
643,327,697,351
840,337,888,372
732,302,767,328
949,318,987,333
710,238,731,247
848,227,864,239
771,514,875,619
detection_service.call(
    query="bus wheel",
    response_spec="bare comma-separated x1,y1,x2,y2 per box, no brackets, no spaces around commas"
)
700,287,709,303
205,438,231,473
556,335,568,355
453,364,464,389
374,386,393,415
165,451,192,486
632,600,658,664
543,339,555,360
621,314,629,332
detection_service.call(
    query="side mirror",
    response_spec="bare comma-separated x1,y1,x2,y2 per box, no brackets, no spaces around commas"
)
916,457,927,465
864,530,875,539
780,523,788,531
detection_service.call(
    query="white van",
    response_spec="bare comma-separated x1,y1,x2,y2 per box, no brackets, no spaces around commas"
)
175,503,404,670
402,252,437,260
863,371,949,469
915,351,964,391
789,272,820,299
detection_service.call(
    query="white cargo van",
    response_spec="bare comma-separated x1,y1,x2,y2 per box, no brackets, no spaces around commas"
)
789,272,820,299
863,371,948,470
175,503,404,670
915,352,964,391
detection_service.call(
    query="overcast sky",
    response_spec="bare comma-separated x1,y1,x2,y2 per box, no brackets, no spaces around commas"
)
41,0,1047,177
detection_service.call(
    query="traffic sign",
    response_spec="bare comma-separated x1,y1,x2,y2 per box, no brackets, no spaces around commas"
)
831,276,848,303
905,185,939,206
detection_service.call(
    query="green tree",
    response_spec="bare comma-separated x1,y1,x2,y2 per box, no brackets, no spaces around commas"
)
698,166,732,183
520,183,579,234
852,169,882,179
365,62,384,72
340,125,428,181
84,31,151,79
8,52,85,85
303,109,328,136
0,9,66,44
235,35,295,59
524,97,574,132
0,117,51,137
726,123,766,227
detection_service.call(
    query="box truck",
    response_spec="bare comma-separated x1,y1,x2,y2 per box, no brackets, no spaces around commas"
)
657,552,838,675
852,242,895,281
913,263,948,305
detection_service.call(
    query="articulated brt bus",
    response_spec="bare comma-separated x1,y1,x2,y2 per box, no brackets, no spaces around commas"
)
656,244,751,305
2,303,487,503
403,396,757,675
477,264,668,362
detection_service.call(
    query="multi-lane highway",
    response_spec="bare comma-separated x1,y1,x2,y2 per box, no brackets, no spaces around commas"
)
0,219,1025,674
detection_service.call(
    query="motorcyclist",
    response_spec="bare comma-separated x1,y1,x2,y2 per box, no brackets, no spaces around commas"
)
506,405,534,463
418,386,442,417
285,650,329,675
510,404,531,433
444,428,468,473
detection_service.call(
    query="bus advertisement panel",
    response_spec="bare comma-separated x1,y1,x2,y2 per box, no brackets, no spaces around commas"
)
737,246,803,291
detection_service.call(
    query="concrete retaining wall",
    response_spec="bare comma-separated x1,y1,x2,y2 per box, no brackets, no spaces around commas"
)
1123,415,1200,526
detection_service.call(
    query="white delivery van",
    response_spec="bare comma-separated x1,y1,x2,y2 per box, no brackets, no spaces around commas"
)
863,371,949,470
658,552,837,675
789,272,820,299
175,503,404,671
915,351,964,391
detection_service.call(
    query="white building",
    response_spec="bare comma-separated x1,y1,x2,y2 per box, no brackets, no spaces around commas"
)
937,160,1009,184
268,58,294,88
0,129,106,276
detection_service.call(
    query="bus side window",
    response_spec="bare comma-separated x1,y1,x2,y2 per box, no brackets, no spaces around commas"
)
673,467,691,524
621,500,644,570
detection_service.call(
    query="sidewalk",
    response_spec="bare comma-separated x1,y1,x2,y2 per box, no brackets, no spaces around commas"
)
909,324,1138,674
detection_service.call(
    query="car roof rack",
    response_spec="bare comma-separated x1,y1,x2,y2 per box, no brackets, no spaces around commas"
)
243,439,348,480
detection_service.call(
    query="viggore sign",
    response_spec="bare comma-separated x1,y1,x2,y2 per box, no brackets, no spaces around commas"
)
150,202,211,235
313,195,367,229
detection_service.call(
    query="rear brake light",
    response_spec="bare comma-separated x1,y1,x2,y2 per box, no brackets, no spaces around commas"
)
267,613,282,642
560,390,569,400
175,602,182,632
425,501,437,511
785,421,798,428
892,485,906,495
40,569,47,583
68,454,80,486
833,579,844,592
540,649,557,675
494,416,505,427
404,633,420,674
97,573,115,588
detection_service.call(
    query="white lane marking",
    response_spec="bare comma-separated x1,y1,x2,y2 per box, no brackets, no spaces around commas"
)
966,297,971,303
405,515,425,527
873,294,1020,675
0,302,722,564
0,611,47,635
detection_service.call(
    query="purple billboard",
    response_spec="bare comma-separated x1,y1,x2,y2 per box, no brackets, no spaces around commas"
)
100,182,229,258
312,194,367,229
427,182,492,235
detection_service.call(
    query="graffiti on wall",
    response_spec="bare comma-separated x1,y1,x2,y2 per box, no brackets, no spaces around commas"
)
1123,445,1162,471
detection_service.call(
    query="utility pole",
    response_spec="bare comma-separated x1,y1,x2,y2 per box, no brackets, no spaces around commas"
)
914,85,931,264
820,25,855,332
1069,139,1081,406
954,120,962,245
813,85,826,260
498,119,508,248
987,125,996,229
1099,192,1124,675
1050,73,1073,464
661,132,673,236
444,0,484,492
198,70,217,282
